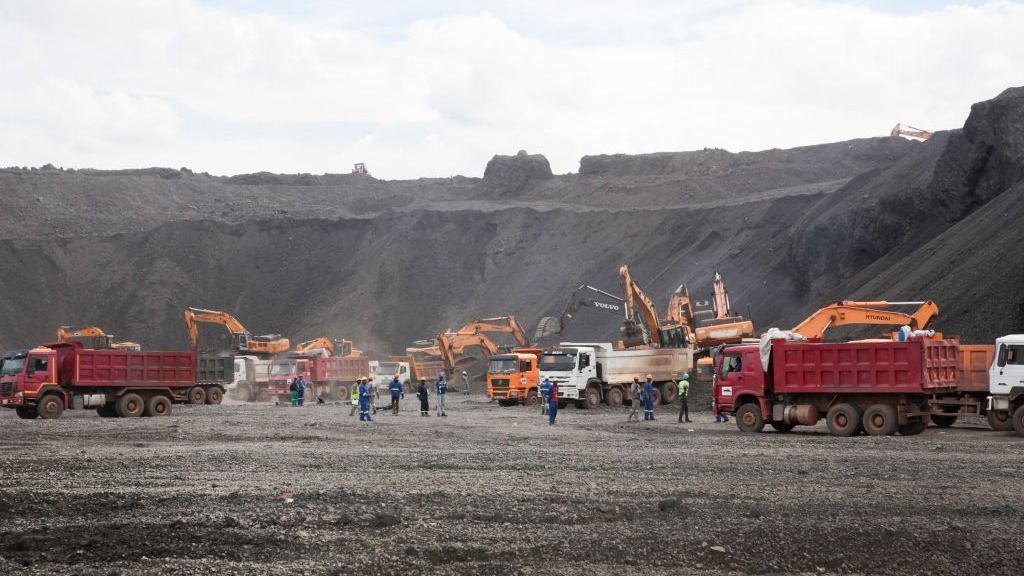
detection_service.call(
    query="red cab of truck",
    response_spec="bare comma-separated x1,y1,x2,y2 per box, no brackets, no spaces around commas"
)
0,341,231,420
713,336,960,436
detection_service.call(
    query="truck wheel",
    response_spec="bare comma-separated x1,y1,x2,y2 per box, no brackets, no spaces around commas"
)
96,403,118,418
144,395,172,417
336,385,349,402
826,403,862,437
769,421,795,433
37,395,64,420
605,386,623,407
256,389,271,403
525,389,539,406
650,388,663,406
15,407,38,420
583,386,601,409
862,404,898,436
206,387,224,405
1012,405,1024,437
116,393,145,418
736,403,764,433
987,410,1014,431
187,386,206,405
231,384,252,403
930,414,957,428
659,383,678,405
898,419,928,436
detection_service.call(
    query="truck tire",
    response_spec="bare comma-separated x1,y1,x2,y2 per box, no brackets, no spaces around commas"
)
15,407,38,420
232,383,252,403
862,403,898,436
930,414,957,428
525,389,539,406
605,386,624,407
987,410,1014,431
116,393,145,418
826,403,862,437
898,419,928,435
583,385,602,409
769,421,795,433
659,382,677,405
336,385,349,403
97,403,118,418
187,386,206,405
736,403,765,433
144,395,172,417
1012,405,1024,437
206,387,224,405
650,388,663,406
37,394,64,420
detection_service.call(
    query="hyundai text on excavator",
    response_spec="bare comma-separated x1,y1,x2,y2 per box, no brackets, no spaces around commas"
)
56,326,142,352
183,307,290,356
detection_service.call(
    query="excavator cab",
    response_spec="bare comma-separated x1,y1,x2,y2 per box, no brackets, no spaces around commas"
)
234,333,251,352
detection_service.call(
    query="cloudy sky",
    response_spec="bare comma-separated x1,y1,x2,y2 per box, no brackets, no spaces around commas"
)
1,0,1022,179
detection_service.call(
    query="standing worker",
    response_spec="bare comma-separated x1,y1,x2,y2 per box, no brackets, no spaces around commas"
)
627,376,643,423
547,380,560,425
461,370,470,395
539,377,552,415
349,379,361,416
389,373,403,415
367,375,378,414
677,372,691,423
435,372,449,417
643,374,656,421
358,377,374,422
289,378,299,407
417,378,430,416
295,374,306,407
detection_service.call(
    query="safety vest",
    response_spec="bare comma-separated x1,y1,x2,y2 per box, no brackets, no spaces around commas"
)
677,379,689,397
350,386,360,402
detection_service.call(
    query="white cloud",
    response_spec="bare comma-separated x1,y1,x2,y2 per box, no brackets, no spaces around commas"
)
0,0,1022,178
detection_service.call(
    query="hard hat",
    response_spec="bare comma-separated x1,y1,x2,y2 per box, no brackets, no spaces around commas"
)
645,373,653,379
461,370,467,375
419,377,426,382
682,373,689,379
368,375,374,380
633,376,640,381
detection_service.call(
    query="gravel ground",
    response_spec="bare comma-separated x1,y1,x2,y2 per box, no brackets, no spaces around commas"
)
1,395,1021,575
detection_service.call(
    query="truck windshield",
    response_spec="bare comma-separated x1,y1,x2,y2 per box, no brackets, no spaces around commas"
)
488,358,518,374
377,362,401,374
1,357,26,376
540,352,576,371
270,361,293,376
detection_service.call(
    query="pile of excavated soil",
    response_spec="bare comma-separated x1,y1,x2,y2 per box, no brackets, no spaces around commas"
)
0,398,1021,575
0,88,1022,354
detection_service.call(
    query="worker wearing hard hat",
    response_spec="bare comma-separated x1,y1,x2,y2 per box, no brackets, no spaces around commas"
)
461,370,470,395
539,377,553,415
435,372,449,417
677,373,691,423
643,374,656,421
358,377,374,422
388,373,404,415
417,378,430,416
349,380,360,416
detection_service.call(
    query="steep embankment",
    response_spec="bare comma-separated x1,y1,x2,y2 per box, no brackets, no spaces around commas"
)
1,88,1022,353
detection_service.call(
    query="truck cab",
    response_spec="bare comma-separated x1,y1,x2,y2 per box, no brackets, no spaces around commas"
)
487,349,541,405
988,334,1024,434
372,361,411,391
538,346,597,402
267,358,308,401
712,344,766,415
0,347,59,416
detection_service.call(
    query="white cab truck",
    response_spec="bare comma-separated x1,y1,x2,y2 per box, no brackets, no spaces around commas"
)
987,334,1024,435
228,355,273,402
372,360,412,391
538,342,693,409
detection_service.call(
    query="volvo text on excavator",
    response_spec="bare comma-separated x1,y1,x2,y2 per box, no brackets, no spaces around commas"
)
534,284,624,341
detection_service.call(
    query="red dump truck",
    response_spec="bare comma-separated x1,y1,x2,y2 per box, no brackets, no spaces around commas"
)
0,341,232,419
266,354,370,402
713,337,961,436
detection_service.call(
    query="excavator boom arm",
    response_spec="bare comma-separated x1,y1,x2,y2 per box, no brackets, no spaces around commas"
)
791,300,939,339
619,265,664,347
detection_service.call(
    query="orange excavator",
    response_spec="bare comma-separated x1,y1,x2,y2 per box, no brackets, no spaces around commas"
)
693,272,756,347
184,307,290,356
790,300,940,340
294,337,362,357
890,123,933,141
406,316,532,379
56,326,141,351
619,264,691,348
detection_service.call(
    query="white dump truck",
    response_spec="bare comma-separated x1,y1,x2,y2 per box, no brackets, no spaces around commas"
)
228,355,273,402
538,342,693,409
987,334,1024,435
372,360,412,391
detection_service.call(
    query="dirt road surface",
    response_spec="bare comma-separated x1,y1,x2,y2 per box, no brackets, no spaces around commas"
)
1,396,1021,575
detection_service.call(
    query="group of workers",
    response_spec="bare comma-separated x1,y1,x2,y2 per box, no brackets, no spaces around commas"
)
289,369,723,426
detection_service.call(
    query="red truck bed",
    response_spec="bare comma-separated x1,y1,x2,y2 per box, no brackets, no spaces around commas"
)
770,337,960,394
308,355,370,382
58,347,196,387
